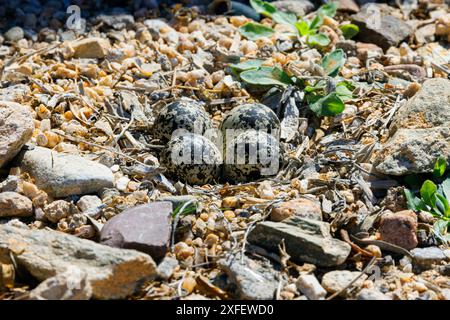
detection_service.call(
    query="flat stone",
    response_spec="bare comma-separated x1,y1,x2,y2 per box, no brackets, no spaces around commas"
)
0,101,34,168
374,127,450,175
352,4,413,50
100,202,173,262
248,218,351,267
71,37,111,59
379,210,418,250
0,191,33,217
321,270,368,297
411,247,450,270
0,220,156,299
296,274,327,300
17,146,114,197
270,198,322,222
218,254,278,300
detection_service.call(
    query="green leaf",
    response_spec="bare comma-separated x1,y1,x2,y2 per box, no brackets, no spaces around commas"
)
272,11,297,26
171,202,197,218
250,0,277,16
318,2,338,18
433,156,447,178
420,180,437,208
250,0,296,25
309,14,324,30
436,193,450,217
229,59,264,72
335,83,353,101
405,188,427,211
295,20,311,36
307,33,330,47
308,92,345,116
339,23,359,39
240,66,293,86
321,49,346,77
239,22,275,41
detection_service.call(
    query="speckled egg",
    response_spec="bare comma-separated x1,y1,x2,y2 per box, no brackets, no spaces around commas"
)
161,133,223,185
223,130,281,183
153,98,213,142
220,103,280,136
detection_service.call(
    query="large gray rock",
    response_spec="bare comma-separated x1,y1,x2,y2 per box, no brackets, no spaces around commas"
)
218,254,278,300
0,220,156,299
248,217,351,267
374,128,450,176
0,101,34,168
352,4,413,50
375,78,450,176
391,79,450,133
17,146,114,197
100,202,173,262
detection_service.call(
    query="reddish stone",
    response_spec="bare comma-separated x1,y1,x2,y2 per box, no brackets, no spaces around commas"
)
270,198,322,222
100,202,172,261
379,210,418,250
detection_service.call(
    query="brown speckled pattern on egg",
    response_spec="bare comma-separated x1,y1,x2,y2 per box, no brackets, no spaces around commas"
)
161,133,222,185
223,130,280,183
153,98,213,142
220,103,280,135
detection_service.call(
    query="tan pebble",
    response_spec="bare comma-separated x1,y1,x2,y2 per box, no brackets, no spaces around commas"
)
22,181,40,199
36,132,49,147
411,281,427,293
36,104,51,119
205,234,219,248
127,181,139,192
182,277,197,294
340,190,354,203
174,242,195,260
365,245,382,258
200,213,209,222
44,131,61,148
32,191,48,208
230,15,249,27
54,67,77,79
222,196,239,208
223,210,235,221
281,291,295,300
192,237,203,247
